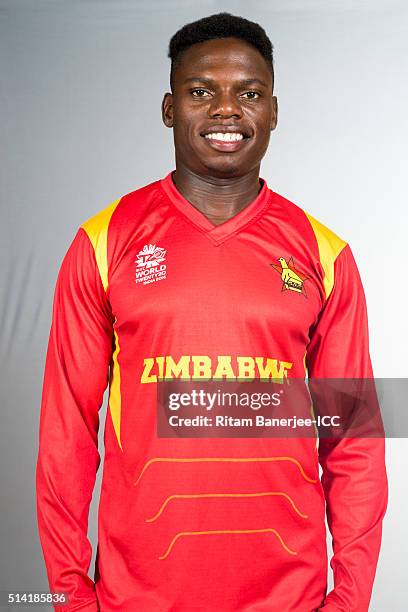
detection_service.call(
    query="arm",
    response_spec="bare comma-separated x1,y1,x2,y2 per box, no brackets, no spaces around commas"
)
36,228,114,611
306,244,388,611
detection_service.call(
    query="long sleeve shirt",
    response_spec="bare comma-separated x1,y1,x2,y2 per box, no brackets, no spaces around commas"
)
36,170,387,611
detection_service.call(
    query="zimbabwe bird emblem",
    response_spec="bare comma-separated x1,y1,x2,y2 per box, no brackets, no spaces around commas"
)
271,256,310,297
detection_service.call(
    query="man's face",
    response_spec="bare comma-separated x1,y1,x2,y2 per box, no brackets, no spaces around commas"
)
162,37,278,178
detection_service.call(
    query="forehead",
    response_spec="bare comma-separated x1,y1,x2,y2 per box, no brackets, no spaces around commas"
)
174,37,272,82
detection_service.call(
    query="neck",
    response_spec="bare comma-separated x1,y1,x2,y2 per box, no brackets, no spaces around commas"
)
172,164,262,226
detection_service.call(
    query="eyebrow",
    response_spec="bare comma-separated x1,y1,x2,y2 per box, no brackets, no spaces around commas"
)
182,76,269,88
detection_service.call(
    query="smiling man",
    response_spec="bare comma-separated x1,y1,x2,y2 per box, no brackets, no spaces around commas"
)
36,12,387,612
162,29,277,224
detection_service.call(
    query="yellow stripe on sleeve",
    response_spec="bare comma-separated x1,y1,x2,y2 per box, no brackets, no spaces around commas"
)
81,198,122,292
304,211,347,299
81,197,123,449
109,326,122,450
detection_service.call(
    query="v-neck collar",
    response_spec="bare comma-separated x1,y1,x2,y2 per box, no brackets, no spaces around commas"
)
159,170,272,245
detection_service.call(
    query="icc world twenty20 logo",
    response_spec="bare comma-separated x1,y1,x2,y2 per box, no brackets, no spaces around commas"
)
135,244,167,285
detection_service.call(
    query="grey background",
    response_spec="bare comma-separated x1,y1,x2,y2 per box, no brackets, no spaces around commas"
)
1,0,407,610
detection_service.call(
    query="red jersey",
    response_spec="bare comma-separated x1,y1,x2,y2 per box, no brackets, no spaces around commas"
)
36,171,387,611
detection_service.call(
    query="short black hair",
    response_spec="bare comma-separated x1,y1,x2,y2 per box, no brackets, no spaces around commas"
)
167,12,274,92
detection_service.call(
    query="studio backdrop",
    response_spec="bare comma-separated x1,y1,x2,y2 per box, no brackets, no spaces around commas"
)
1,1,407,610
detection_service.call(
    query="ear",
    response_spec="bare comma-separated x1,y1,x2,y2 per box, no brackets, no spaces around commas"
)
270,95,278,131
161,92,174,128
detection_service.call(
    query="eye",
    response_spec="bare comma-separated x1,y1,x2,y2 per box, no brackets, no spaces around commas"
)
191,89,211,98
242,91,261,100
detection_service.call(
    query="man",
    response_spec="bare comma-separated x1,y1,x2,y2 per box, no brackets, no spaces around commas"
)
36,12,387,612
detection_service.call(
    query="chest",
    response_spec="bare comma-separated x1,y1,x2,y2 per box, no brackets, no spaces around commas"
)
107,226,323,346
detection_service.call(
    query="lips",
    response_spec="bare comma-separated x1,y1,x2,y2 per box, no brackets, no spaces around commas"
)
199,127,251,153
201,135,249,152
200,127,250,138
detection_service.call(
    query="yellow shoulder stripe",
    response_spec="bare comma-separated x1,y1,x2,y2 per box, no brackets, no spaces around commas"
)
81,199,123,451
81,198,122,292
304,211,347,299
110,326,122,450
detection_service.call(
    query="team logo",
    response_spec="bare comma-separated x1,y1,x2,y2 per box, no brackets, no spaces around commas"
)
135,244,167,285
271,256,309,297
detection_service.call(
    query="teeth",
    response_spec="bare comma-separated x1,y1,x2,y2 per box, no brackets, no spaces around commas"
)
205,132,244,142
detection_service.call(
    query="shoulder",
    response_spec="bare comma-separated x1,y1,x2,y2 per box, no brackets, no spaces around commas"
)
79,177,163,291
272,190,349,299
272,190,347,254
81,177,162,242
302,209,349,299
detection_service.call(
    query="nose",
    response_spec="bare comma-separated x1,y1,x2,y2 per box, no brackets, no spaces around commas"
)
208,90,242,119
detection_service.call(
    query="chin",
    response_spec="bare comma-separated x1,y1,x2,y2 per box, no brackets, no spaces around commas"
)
203,159,245,177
